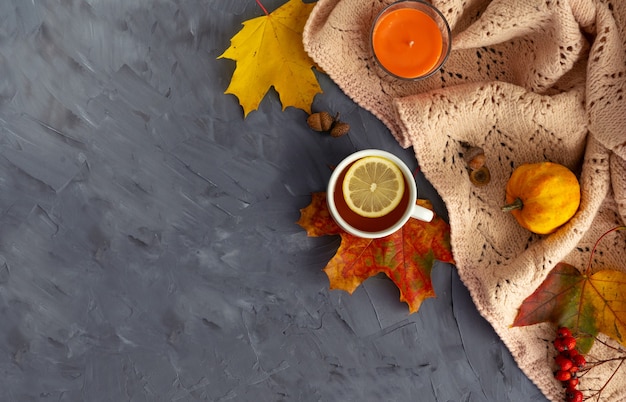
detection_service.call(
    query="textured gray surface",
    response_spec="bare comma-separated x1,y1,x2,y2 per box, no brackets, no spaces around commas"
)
0,1,550,401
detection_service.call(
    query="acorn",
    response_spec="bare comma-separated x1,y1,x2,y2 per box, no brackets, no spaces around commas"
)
307,111,335,132
330,121,350,137
469,166,491,186
463,146,486,171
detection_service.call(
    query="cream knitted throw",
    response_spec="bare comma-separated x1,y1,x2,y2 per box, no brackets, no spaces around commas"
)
303,0,626,400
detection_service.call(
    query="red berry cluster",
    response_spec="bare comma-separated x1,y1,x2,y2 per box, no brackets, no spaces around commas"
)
553,327,586,402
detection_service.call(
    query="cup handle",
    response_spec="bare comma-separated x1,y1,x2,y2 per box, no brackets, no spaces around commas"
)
411,204,434,222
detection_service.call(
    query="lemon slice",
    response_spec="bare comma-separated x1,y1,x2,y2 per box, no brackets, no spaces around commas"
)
342,155,405,218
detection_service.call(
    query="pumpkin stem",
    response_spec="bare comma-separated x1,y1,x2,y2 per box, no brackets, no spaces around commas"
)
501,197,524,212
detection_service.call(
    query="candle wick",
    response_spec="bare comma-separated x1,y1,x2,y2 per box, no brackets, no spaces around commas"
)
409,40,415,47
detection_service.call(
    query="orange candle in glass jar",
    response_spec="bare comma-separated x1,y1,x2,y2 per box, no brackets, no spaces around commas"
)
372,8,444,79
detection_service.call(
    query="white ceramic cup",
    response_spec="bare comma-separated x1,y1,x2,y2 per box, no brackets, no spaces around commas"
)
327,149,434,239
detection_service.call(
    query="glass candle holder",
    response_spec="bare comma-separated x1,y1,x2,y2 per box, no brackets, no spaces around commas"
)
370,0,451,80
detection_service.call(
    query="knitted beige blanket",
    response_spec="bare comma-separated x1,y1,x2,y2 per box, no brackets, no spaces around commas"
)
303,0,626,400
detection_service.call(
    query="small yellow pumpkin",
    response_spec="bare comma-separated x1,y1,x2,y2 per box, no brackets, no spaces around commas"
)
502,162,581,235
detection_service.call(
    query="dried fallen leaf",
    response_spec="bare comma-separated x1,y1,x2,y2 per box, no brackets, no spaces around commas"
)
513,262,626,354
298,192,455,313
218,0,322,117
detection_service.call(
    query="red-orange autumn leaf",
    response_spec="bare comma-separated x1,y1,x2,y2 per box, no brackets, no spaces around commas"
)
297,192,454,314
513,262,626,353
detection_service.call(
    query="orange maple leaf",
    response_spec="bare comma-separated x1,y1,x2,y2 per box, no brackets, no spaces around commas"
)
297,192,455,313
513,226,626,353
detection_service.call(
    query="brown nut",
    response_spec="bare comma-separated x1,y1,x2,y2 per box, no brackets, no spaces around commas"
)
469,166,491,186
463,146,486,170
307,111,335,132
330,121,350,137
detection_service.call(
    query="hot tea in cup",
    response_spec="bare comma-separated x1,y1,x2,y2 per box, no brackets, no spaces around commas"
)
327,149,434,239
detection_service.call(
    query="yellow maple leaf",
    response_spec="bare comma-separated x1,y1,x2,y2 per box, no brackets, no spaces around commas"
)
218,0,322,117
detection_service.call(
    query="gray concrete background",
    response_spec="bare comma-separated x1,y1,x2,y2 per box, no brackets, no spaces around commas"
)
0,1,549,401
